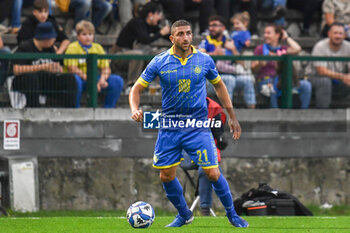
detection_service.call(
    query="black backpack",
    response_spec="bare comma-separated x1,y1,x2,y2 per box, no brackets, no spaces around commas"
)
234,183,313,216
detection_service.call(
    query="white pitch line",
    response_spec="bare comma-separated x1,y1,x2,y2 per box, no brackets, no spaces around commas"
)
265,216,338,219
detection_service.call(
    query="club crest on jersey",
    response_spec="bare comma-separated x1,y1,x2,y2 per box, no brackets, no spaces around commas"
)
194,66,202,75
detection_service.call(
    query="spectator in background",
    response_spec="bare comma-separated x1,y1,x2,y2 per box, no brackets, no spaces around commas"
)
199,15,256,108
198,16,233,56
118,0,147,27
17,0,70,54
230,0,258,37
156,0,229,34
55,0,112,31
64,20,124,108
110,2,170,85
310,22,350,108
260,0,287,26
321,0,350,37
0,36,11,86
12,22,77,107
252,24,311,108
113,2,169,51
11,0,52,34
230,12,251,53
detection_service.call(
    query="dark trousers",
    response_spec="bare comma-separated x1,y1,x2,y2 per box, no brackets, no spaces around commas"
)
287,0,323,31
0,0,12,22
0,60,9,86
12,72,77,107
310,76,350,108
0,47,11,86
215,0,230,25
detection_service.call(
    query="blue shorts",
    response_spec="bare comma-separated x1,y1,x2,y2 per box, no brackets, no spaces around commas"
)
153,129,218,169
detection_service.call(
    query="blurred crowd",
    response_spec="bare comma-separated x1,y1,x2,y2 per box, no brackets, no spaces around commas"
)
1,0,350,108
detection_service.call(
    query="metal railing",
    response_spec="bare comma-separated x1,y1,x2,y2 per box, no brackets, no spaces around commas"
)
1,53,350,108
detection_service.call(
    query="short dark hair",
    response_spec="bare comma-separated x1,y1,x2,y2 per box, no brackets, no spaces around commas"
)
171,20,192,35
329,22,345,31
208,15,226,28
138,2,162,19
33,0,49,10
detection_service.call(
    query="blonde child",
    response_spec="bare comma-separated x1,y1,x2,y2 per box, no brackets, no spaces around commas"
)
64,20,124,108
230,12,251,53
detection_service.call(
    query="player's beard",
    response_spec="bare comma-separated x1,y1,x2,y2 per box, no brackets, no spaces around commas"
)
175,41,191,53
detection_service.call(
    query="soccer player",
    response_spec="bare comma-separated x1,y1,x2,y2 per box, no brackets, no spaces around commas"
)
129,20,248,228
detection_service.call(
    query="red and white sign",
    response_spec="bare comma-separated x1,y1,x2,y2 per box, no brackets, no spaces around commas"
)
3,120,20,150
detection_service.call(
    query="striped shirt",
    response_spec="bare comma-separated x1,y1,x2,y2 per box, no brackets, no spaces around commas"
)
137,45,221,120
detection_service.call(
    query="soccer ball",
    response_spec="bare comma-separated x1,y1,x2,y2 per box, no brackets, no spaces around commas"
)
126,201,155,228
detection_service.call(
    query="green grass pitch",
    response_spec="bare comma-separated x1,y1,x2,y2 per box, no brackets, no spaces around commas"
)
1,216,350,233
